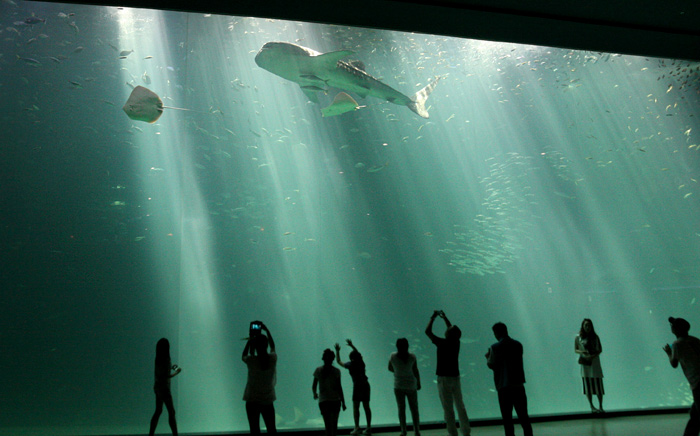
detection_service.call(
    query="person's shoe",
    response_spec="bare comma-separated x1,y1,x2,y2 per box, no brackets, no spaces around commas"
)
350,428,361,435
362,429,371,435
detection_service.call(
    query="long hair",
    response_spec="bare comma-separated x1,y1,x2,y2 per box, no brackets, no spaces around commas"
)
396,338,409,361
155,338,171,371
579,319,600,352
579,319,597,339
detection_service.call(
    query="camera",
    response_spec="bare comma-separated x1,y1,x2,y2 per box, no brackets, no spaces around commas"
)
250,321,263,336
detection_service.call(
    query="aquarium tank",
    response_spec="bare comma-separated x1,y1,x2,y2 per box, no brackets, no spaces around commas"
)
1,1,699,435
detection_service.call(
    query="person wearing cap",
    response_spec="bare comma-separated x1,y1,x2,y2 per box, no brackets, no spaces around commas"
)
664,317,700,436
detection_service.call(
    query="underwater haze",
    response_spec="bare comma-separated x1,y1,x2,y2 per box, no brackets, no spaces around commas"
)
1,1,700,435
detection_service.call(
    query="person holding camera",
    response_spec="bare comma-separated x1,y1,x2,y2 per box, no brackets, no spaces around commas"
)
426,310,471,436
574,318,604,413
242,321,277,434
148,338,182,436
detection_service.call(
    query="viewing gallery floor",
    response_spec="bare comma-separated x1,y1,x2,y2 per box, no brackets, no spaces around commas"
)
0,412,689,435
378,412,688,436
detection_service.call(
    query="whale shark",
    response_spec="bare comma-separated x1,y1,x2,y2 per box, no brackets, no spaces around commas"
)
254,42,439,118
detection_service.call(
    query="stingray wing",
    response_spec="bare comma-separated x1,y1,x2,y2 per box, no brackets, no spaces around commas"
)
122,86,164,123
321,92,361,117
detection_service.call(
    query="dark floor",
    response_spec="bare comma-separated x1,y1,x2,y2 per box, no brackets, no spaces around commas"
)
384,412,688,435
0,411,690,435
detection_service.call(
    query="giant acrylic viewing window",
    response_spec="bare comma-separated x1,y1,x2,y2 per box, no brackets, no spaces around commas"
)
1,1,699,434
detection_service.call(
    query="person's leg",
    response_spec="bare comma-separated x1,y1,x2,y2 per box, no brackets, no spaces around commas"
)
149,394,164,436
683,386,700,436
450,378,471,435
246,402,262,435
261,403,277,434
395,389,407,436
438,377,457,436
512,386,532,436
583,378,597,412
406,389,420,436
352,400,361,432
362,399,372,433
329,401,341,436
320,402,333,436
162,392,178,436
497,388,515,436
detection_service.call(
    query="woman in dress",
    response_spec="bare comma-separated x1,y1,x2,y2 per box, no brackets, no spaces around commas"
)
388,338,421,436
149,338,182,436
574,318,604,413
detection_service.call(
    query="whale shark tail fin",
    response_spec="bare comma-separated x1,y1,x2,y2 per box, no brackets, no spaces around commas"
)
407,76,441,119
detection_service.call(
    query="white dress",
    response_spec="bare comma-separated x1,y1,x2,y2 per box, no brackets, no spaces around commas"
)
575,335,604,395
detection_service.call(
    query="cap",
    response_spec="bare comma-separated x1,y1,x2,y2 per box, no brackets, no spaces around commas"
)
669,317,691,333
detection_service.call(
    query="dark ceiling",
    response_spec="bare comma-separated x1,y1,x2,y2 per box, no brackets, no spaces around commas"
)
46,0,700,60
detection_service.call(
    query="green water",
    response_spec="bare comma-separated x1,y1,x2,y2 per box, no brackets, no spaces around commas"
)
1,1,699,434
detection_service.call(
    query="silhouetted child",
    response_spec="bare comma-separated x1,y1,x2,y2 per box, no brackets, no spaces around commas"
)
149,338,182,436
335,339,372,435
313,348,346,436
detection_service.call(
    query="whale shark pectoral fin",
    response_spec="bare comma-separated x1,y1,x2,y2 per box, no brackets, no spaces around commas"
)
300,86,320,104
314,50,355,69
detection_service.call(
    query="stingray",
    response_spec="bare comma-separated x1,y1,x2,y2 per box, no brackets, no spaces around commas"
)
122,86,192,123
321,92,365,117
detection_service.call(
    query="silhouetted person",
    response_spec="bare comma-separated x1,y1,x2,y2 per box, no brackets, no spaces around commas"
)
242,321,277,434
389,338,421,436
574,318,604,413
664,317,700,436
426,310,471,436
313,348,346,436
485,322,532,436
149,338,182,436
335,339,372,435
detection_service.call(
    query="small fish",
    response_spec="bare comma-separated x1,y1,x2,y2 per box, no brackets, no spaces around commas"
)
143,55,153,59
68,21,79,33
16,55,41,66
367,163,388,173
119,49,134,57
141,71,151,84
24,17,46,25
73,46,84,53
